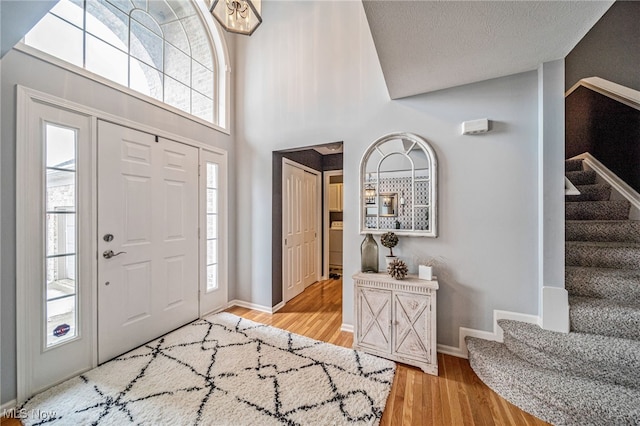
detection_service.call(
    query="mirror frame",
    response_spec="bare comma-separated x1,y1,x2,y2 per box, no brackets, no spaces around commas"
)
359,132,438,237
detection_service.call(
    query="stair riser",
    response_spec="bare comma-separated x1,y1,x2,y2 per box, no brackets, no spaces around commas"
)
566,245,640,269
503,334,639,389
566,221,640,243
565,159,584,172
570,307,640,341
565,188,611,202
566,170,596,186
566,268,640,302
565,202,630,220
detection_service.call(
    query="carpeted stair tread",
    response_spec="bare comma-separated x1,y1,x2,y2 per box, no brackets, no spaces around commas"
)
569,296,640,340
565,184,611,202
566,170,597,186
499,319,640,389
566,241,640,269
565,200,630,220
565,159,584,172
466,337,640,426
566,266,640,302
566,220,640,243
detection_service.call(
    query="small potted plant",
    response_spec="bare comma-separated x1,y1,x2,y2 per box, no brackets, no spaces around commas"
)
380,232,399,267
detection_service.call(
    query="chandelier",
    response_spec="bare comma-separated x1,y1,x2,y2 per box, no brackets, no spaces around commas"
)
210,0,262,36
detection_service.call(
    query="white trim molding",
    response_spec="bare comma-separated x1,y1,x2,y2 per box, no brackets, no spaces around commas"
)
541,287,570,333
439,310,541,359
228,300,285,315
1,399,17,414
566,76,640,112
340,324,354,333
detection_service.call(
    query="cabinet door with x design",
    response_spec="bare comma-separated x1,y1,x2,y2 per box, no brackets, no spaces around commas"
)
393,291,431,363
356,287,392,353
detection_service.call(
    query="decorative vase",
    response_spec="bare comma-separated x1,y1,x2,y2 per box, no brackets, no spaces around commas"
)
361,233,379,273
385,256,397,267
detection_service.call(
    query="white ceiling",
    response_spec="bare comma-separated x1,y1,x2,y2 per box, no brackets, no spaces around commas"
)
362,0,614,99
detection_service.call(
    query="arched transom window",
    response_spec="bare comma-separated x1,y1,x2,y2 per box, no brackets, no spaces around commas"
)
25,0,227,126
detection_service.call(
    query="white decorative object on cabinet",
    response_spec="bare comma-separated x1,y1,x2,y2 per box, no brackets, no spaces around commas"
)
353,272,438,375
328,183,343,212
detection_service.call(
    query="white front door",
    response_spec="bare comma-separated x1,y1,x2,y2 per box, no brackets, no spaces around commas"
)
199,149,228,316
97,121,198,363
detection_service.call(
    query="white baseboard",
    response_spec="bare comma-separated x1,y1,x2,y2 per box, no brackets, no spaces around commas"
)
228,299,284,314
1,399,17,411
444,310,541,359
340,324,354,333
437,343,466,359
272,301,285,313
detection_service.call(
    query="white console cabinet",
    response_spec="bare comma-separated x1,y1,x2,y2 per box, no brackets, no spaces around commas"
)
353,272,438,375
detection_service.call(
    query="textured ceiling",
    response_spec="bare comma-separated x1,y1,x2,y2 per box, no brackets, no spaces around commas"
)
362,1,614,99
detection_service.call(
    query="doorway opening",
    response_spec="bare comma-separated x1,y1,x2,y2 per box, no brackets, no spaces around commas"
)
272,142,344,308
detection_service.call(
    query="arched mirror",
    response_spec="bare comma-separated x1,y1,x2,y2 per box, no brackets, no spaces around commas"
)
360,132,437,237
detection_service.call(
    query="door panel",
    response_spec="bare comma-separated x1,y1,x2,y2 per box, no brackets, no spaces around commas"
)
98,120,198,363
357,287,391,353
303,171,318,287
393,291,430,362
283,162,305,302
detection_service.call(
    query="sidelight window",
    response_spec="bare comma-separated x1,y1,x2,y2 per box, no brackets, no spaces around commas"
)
45,123,78,347
206,162,219,291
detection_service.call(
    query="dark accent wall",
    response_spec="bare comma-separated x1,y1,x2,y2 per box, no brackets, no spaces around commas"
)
565,1,640,91
272,149,333,307
323,153,344,171
566,86,640,192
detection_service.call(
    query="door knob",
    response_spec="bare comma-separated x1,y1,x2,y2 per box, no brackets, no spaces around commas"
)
103,250,126,259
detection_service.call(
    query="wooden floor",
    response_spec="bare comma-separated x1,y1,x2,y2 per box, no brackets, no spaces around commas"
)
3,278,550,426
227,278,550,426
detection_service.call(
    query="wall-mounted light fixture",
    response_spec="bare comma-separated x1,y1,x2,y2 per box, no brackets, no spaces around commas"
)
210,0,262,36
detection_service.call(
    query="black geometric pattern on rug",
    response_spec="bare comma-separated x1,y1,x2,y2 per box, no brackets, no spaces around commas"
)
20,313,396,426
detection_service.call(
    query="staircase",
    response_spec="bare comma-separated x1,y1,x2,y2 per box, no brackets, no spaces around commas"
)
466,158,640,425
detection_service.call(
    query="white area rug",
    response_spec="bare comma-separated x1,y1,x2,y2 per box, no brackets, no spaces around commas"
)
21,312,396,425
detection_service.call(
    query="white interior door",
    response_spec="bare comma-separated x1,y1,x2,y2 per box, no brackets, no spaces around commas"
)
283,160,320,302
17,98,94,402
97,121,198,363
283,162,305,302
199,149,228,316
303,171,318,287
